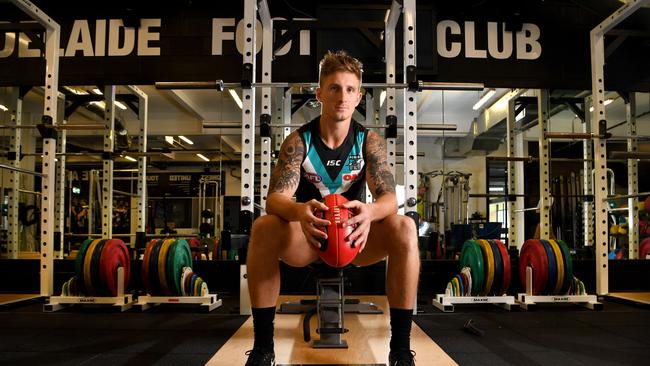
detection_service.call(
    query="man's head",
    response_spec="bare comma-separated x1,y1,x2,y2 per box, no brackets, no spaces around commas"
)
316,51,363,123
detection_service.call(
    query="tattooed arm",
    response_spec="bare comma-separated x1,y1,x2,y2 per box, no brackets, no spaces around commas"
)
340,130,398,250
266,132,330,245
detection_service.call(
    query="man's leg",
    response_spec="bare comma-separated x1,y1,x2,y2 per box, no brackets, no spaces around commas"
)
353,214,419,364
246,214,319,363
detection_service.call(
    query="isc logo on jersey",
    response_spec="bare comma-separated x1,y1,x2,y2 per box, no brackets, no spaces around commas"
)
304,172,322,183
326,160,341,166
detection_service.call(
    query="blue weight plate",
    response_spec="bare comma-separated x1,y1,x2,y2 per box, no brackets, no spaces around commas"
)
148,239,164,295
488,239,503,296
455,274,464,297
540,240,557,295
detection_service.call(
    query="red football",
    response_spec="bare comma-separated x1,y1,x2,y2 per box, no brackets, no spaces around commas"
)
316,194,359,267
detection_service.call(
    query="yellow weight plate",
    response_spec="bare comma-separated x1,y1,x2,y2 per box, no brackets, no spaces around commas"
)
548,239,564,295
157,239,175,295
83,239,102,296
477,239,495,296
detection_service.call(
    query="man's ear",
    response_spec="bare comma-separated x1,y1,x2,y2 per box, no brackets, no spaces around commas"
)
315,87,322,102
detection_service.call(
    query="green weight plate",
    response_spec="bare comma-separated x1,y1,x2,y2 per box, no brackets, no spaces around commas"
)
167,239,193,296
488,240,503,296
539,240,557,295
556,239,573,295
90,239,108,296
75,239,94,296
148,239,164,295
460,240,484,296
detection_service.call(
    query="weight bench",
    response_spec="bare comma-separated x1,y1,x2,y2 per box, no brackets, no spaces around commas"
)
277,262,382,348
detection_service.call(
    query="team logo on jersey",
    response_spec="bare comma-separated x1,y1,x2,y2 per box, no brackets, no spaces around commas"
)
347,155,362,170
304,172,322,183
326,160,342,166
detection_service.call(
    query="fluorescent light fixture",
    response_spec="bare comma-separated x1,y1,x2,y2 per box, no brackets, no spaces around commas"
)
165,136,175,145
196,153,209,162
589,98,614,112
515,108,526,121
229,89,243,109
0,104,8,112
472,89,496,110
379,90,387,107
178,135,194,145
124,155,137,162
489,186,504,192
64,86,88,95
90,100,106,109
114,101,127,110
92,88,103,95
72,187,81,194
384,9,391,23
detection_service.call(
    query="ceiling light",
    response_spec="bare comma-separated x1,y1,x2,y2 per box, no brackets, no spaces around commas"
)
472,89,496,110
64,86,88,95
165,136,175,145
92,88,103,95
124,155,137,162
0,104,8,112
229,89,243,109
515,109,526,121
178,135,194,145
114,101,127,110
489,186,504,192
196,153,209,162
90,100,106,109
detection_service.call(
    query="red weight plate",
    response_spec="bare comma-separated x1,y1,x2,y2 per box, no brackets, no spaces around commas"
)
188,238,201,261
494,239,511,295
519,239,549,295
100,239,131,296
211,238,220,260
142,239,158,296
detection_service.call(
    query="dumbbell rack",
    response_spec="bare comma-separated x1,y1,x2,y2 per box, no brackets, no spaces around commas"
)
45,267,135,312
516,267,602,310
136,293,222,312
432,293,517,313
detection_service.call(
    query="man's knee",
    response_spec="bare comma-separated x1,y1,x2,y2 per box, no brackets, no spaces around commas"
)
386,215,418,252
250,215,284,246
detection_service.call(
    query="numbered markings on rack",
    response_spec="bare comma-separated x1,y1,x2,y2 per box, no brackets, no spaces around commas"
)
519,239,549,295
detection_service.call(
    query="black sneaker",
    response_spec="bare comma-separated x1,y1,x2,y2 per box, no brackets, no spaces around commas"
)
389,349,416,366
245,348,275,366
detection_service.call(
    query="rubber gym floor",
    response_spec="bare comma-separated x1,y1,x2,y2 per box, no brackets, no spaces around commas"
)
0,296,648,366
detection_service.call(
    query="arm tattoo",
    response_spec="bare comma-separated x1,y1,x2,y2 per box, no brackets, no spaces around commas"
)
365,131,396,196
269,132,304,194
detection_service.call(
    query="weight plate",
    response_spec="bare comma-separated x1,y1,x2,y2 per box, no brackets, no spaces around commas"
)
184,270,195,297
75,239,94,296
211,238,221,260
194,277,203,297
494,239,511,295
460,271,469,296
83,239,102,296
69,276,78,297
450,277,457,296
90,239,108,296
460,240,485,296
167,239,193,296
461,267,472,297
180,267,192,296
455,274,464,297
142,239,158,296
445,282,452,297
189,274,198,297
148,239,165,295
539,240,557,295
201,282,209,297
189,238,201,261
157,239,175,295
62,280,69,296
640,237,650,259
100,239,131,297
555,239,573,294
476,240,495,296
488,240,503,296
548,240,565,295
519,239,549,295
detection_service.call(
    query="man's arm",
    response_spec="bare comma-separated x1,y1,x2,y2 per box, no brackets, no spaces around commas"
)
265,131,304,221
364,130,398,221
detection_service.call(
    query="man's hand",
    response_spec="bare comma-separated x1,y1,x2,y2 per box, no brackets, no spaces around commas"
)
298,199,331,249
341,200,374,253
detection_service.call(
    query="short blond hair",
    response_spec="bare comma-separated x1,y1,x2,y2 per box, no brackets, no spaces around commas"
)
318,50,363,86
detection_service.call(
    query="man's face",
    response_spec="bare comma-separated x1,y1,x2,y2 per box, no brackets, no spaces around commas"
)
316,71,362,123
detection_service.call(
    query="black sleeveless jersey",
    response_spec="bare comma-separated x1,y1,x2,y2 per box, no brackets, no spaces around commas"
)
295,118,367,203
